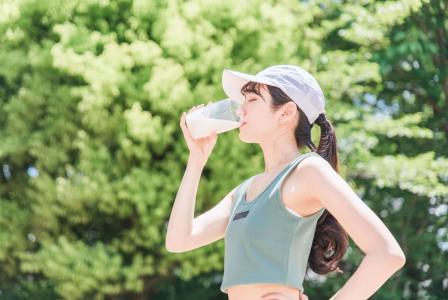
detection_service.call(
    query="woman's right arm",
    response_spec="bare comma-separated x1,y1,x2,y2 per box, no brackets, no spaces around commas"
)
165,155,205,252
166,104,230,252
165,155,239,252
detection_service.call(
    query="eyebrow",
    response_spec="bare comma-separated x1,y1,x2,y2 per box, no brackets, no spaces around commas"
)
246,92,266,102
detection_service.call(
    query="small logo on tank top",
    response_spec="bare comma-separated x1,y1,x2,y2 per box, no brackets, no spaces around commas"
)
232,210,250,221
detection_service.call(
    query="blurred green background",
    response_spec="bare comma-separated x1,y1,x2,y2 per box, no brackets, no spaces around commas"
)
0,0,447,299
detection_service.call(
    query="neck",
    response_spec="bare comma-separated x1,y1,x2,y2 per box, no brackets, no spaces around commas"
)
261,148,301,174
258,126,301,174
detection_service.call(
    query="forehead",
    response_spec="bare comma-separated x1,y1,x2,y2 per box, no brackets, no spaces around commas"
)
242,82,270,99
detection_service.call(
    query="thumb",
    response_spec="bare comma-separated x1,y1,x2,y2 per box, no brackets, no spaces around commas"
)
299,291,309,300
212,132,218,143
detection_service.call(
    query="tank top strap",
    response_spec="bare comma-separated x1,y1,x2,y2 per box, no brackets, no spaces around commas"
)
229,175,257,214
238,152,320,205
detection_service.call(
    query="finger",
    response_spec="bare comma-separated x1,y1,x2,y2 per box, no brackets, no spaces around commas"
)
180,112,185,127
208,131,217,138
180,112,187,128
209,132,218,143
188,105,202,113
180,112,194,140
207,132,218,143
189,105,200,112
180,112,188,133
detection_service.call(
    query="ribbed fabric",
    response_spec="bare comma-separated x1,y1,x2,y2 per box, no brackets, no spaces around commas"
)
221,152,326,294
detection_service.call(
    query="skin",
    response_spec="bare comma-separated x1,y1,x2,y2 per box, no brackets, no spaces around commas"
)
172,83,406,299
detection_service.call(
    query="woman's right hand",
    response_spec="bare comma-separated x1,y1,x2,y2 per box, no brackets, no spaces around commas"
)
180,102,218,167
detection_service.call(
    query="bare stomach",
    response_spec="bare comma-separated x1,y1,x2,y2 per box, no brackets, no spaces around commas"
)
227,283,302,300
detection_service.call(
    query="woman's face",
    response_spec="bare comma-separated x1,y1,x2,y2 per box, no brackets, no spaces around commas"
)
238,84,280,143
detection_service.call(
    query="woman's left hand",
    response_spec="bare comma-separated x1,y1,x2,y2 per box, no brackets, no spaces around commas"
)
261,290,309,300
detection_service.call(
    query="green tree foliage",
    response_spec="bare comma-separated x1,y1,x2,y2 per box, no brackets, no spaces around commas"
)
0,0,446,299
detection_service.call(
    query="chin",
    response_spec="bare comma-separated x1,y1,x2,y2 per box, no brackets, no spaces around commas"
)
238,131,248,142
238,131,256,144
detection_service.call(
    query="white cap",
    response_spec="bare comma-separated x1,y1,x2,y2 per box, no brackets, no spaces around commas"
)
222,65,326,124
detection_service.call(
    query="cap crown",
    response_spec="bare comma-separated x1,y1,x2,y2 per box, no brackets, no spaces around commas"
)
256,65,325,123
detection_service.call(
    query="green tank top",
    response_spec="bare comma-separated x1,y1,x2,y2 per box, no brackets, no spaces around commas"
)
221,152,326,294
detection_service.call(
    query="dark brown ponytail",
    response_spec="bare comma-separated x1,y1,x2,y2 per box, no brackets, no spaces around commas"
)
306,113,348,275
241,81,349,275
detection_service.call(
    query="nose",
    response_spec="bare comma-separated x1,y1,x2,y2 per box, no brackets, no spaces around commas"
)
235,104,246,121
236,106,242,118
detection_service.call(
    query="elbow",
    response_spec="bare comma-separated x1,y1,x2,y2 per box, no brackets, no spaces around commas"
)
387,248,406,269
165,241,175,253
368,246,406,270
165,243,179,253
166,245,185,253
394,253,406,269
165,239,186,253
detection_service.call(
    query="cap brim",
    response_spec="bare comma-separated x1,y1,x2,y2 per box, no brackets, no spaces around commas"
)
222,69,273,104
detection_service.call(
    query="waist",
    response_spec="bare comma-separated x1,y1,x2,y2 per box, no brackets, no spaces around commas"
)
227,283,301,300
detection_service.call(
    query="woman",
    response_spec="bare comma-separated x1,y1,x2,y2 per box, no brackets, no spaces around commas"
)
166,65,406,300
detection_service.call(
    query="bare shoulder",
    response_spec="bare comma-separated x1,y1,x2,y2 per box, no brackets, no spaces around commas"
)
289,154,336,200
294,153,334,179
279,154,330,214
303,153,332,166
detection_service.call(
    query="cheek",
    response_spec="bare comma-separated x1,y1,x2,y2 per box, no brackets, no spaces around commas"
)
245,114,274,133
256,112,275,127
239,117,275,143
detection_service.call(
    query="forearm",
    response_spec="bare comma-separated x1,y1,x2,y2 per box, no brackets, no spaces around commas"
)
165,156,204,250
329,252,405,300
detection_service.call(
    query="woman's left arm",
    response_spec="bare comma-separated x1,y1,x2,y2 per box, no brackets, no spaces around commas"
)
301,156,406,300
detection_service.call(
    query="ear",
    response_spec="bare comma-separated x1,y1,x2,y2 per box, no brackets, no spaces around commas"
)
279,102,298,124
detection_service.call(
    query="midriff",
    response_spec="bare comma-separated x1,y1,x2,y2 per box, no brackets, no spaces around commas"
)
227,283,302,300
